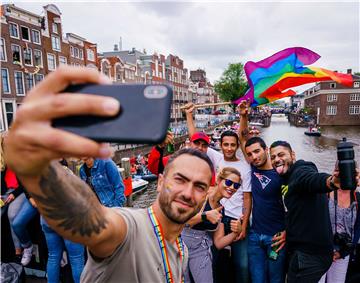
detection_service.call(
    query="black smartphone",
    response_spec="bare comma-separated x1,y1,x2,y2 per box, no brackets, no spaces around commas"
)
52,83,172,144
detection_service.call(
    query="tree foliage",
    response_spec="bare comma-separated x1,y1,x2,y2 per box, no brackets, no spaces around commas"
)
214,63,249,106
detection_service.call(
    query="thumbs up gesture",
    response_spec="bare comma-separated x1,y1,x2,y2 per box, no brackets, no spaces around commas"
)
205,206,223,224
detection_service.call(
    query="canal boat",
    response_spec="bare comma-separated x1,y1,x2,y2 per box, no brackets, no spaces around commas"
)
132,177,149,195
304,127,321,137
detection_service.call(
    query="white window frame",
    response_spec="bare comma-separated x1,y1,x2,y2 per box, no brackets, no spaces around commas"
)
59,55,67,66
11,44,22,64
14,71,25,96
31,29,41,45
354,82,360,88
2,100,17,131
52,23,58,34
0,38,7,62
51,35,61,52
86,49,95,61
23,47,33,66
20,25,31,42
70,46,74,57
349,105,360,115
350,94,360,101
1,68,11,94
33,49,43,67
9,22,19,39
47,53,56,71
74,47,79,58
79,49,83,60
327,94,337,102
326,105,337,116
34,73,44,84
24,73,34,91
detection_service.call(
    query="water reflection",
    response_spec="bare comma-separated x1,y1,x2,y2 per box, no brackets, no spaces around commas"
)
260,115,360,172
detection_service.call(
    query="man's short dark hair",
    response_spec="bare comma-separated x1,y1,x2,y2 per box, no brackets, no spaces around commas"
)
270,140,293,152
245,137,267,150
164,148,214,176
220,130,239,145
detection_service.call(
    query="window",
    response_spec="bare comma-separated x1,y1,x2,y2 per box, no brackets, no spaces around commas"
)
47,53,56,70
74,47,79,58
21,26,30,41
9,23,19,38
1,68,10,93
24,73,34,91
327,94,337,102
86,49,95,61
14,71,25,95
52,23,58,34
34,49,43,67
350,94,360,101
70,46,74,57
330,83,336,89
11,44,21,64
326,105,337,115
31,30,41,44
0,38,6,61
349,105,360,115
23,48,33,66
35,73,44,84
59,56,67,65
79,49,83,59
354,82,360,88
51,35,61,51
4,101,15,129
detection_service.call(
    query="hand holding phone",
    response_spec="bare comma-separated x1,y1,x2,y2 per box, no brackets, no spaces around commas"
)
53,84,173,144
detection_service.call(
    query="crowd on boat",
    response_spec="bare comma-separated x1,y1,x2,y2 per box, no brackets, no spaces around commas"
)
1,67,360,283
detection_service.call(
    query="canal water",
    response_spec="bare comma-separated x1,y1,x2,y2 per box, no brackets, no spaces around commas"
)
133,115,360,207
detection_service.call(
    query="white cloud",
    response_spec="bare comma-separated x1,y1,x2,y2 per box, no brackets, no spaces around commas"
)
10,0,359,83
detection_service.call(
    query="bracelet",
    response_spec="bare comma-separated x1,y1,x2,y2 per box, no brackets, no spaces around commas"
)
201,212,207,222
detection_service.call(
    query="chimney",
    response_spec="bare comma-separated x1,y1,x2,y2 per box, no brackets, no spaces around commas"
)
114,44,118,51
347,69,352,74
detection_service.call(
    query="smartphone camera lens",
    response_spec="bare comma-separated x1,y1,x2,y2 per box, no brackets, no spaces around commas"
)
144,86,167,99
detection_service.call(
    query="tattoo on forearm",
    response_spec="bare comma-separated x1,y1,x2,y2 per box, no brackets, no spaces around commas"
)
31,162,108,237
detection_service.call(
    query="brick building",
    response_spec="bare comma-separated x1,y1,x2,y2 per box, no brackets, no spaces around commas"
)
0,3,97,131
303,70,360,126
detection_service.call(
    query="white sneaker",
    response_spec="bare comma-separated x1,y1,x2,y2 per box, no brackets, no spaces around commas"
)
21,245,33,266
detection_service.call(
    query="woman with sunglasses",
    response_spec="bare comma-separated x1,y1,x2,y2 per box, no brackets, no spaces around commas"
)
182,167,242,283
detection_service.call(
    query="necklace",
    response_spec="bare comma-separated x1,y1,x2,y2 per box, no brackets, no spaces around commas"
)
147,206,185,283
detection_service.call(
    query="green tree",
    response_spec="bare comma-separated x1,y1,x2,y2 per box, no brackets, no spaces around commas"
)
354,72,360,76
214,62,248,110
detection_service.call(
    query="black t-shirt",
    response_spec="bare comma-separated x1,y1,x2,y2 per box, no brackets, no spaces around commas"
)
282,160,332,254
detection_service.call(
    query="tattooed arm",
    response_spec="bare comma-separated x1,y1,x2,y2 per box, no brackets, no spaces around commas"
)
4,66,126,258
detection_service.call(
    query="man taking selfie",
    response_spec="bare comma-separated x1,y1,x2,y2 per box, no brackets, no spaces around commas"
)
4,66,214,282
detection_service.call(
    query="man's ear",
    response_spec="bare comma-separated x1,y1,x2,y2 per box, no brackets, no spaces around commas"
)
157,174,164,193
291,151,296,161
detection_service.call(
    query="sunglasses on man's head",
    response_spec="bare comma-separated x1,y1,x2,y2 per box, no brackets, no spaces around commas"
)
224,179,241,190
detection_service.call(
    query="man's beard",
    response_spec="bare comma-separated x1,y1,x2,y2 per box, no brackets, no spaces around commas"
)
158,190,202,224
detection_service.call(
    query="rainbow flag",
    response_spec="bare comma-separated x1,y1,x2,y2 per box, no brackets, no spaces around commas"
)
233,47,353,106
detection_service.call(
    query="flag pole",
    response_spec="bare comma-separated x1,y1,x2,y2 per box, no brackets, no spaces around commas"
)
180,101,232,110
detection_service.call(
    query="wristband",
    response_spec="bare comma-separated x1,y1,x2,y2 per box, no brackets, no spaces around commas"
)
201,212,207,222
329,176,339,191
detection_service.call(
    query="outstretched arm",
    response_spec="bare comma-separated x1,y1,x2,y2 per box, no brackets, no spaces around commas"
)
184,103,197,137
4,66,127,258
237,100,250,162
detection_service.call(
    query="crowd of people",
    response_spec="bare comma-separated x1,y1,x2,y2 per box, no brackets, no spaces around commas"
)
2,66,360,283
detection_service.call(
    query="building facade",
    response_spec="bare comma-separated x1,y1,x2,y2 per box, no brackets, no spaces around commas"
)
304,70,360,126
0,3,97,131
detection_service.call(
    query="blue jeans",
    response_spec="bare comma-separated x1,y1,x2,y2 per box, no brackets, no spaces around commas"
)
248,230,286,283
12,197,38,248
231,235,250,283
41,217,84,283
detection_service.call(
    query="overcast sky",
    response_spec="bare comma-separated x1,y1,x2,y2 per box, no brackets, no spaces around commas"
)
8,0,360,86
